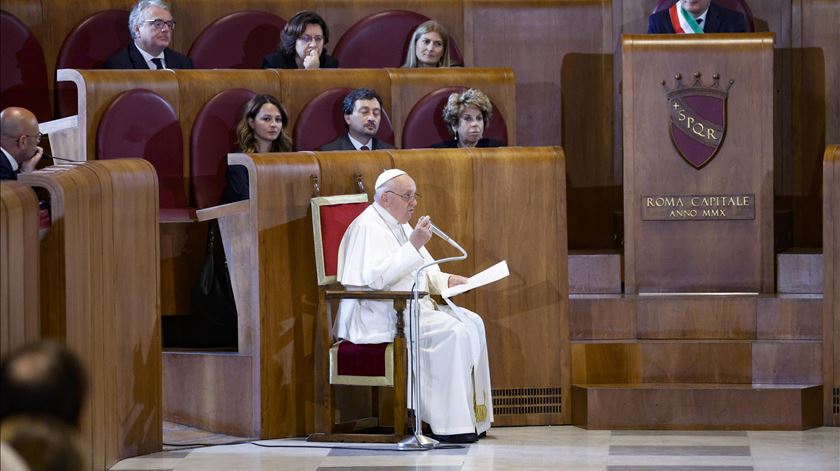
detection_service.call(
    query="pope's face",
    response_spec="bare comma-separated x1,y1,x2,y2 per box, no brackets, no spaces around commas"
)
383,176,418,225
680,0,712,16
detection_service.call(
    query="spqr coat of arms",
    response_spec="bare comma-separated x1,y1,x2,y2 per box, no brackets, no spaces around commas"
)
662,72,733,169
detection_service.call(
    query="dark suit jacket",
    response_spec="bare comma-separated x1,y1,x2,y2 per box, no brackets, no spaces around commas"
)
320,134,394,151
647,2,747,34
103,42,195,69
262,50,339,69
1,150,17,180
431,137,504,149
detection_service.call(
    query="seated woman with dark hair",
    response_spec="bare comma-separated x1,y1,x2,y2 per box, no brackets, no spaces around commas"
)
432,88,503,148
220,94,292,203
262,10,339,69
402,20,457,68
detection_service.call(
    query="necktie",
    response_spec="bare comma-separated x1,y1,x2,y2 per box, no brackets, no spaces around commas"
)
697,18,703,28
360,145,370,151
151,58,164,70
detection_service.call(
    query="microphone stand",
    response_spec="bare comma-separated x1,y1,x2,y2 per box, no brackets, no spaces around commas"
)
398,226,468,450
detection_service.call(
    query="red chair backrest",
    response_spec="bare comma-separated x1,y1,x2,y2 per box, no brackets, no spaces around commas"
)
653,0,755,32
294,88,395,151
55,10,132,117
190,88,255,208
1,10,52,122
318,200,368,280
402,87,508,149
332,10,463,68
188,11,286,69
96,89,187,209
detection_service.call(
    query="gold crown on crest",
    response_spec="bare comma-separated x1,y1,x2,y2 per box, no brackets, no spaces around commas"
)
661,71,734,97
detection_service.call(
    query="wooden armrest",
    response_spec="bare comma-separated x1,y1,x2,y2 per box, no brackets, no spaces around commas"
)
324,290,428,301
195,200,249,221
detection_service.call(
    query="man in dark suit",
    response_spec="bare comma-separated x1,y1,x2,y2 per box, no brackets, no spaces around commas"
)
648,0,747,34
103,0,194,70
1,107,44,180
321,88,395,151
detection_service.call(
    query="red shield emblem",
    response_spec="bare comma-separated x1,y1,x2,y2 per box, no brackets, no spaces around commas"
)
665,74,731,169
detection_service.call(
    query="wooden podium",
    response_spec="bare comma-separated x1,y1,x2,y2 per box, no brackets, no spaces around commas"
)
622,33,774,293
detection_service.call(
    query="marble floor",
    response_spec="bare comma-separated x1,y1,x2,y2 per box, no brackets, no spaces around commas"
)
111,424,840,471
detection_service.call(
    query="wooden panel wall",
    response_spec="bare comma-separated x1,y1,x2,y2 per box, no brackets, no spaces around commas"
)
3,0,836,249
0,181,40,357
824,144,840,426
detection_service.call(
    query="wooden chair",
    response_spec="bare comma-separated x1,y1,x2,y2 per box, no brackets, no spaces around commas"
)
307,187,418,443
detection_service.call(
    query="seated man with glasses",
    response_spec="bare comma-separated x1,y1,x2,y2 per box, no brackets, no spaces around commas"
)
335,168,493,444
321,88,394,151
104,0,194,70
1,107,45,180
262,10,339,70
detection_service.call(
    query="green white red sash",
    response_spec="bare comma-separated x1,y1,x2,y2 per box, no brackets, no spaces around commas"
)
669,3,704,34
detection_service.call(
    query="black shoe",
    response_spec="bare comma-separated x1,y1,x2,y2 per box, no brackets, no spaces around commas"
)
430,432,479,444
478,431,487,439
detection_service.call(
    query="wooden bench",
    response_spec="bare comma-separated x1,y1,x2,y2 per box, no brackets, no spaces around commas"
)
18,159,161,470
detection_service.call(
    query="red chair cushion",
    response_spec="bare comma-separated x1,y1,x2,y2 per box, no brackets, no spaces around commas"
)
653,0,755,32
188,11,286,69
96,89,188,210
190,88,255,208
1,10,52,122
333,10,463,68
294,88,394,151
55,10,132,117
336,341,389,377
319,201,369,277
402,87,508,149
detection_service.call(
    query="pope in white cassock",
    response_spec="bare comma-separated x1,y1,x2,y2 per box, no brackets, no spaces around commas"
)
335,168,493,443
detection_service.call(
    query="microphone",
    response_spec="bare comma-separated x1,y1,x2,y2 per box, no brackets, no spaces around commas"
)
429,222,466,255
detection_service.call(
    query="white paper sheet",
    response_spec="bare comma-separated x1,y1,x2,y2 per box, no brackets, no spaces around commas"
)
440,260,509,298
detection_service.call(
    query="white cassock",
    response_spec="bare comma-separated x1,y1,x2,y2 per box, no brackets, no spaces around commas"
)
336,202,493,435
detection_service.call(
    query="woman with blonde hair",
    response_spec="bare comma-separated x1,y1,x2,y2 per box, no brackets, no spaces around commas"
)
432,88,503,148
403,20,454,68
221,94,292,203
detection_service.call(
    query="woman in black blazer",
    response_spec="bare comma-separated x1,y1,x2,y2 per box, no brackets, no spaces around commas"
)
262,11,339,70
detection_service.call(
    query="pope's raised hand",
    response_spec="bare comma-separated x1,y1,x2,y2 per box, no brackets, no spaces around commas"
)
410,215,433,250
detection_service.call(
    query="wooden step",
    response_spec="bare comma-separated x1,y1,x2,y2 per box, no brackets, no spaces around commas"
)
571,340,822,384
570,294,821,340
571,383,822,430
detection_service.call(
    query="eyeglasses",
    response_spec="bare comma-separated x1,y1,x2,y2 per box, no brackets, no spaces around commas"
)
298,34,324,44
144,18,176,30
20,133,43,144
386,191,421,202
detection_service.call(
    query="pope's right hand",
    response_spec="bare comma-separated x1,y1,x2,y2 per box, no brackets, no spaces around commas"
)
409,215,432,250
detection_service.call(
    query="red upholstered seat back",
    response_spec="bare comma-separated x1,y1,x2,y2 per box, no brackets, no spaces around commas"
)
190,88,255,208
318,201,369,279
96,89,187,209
188,11,286,69
55,10,132,117
332,10,463,68
402,87,508,149
1,10,52,122
336,341,388,376
653,0,755,32
294,88,395,151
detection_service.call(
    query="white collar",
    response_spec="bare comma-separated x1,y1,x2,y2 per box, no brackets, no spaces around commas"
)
1,146,19,172
135,42,166,68
372,201,399,226
347,133,372,150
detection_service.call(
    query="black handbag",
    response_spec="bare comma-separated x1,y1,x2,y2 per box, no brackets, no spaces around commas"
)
191,220,238,331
